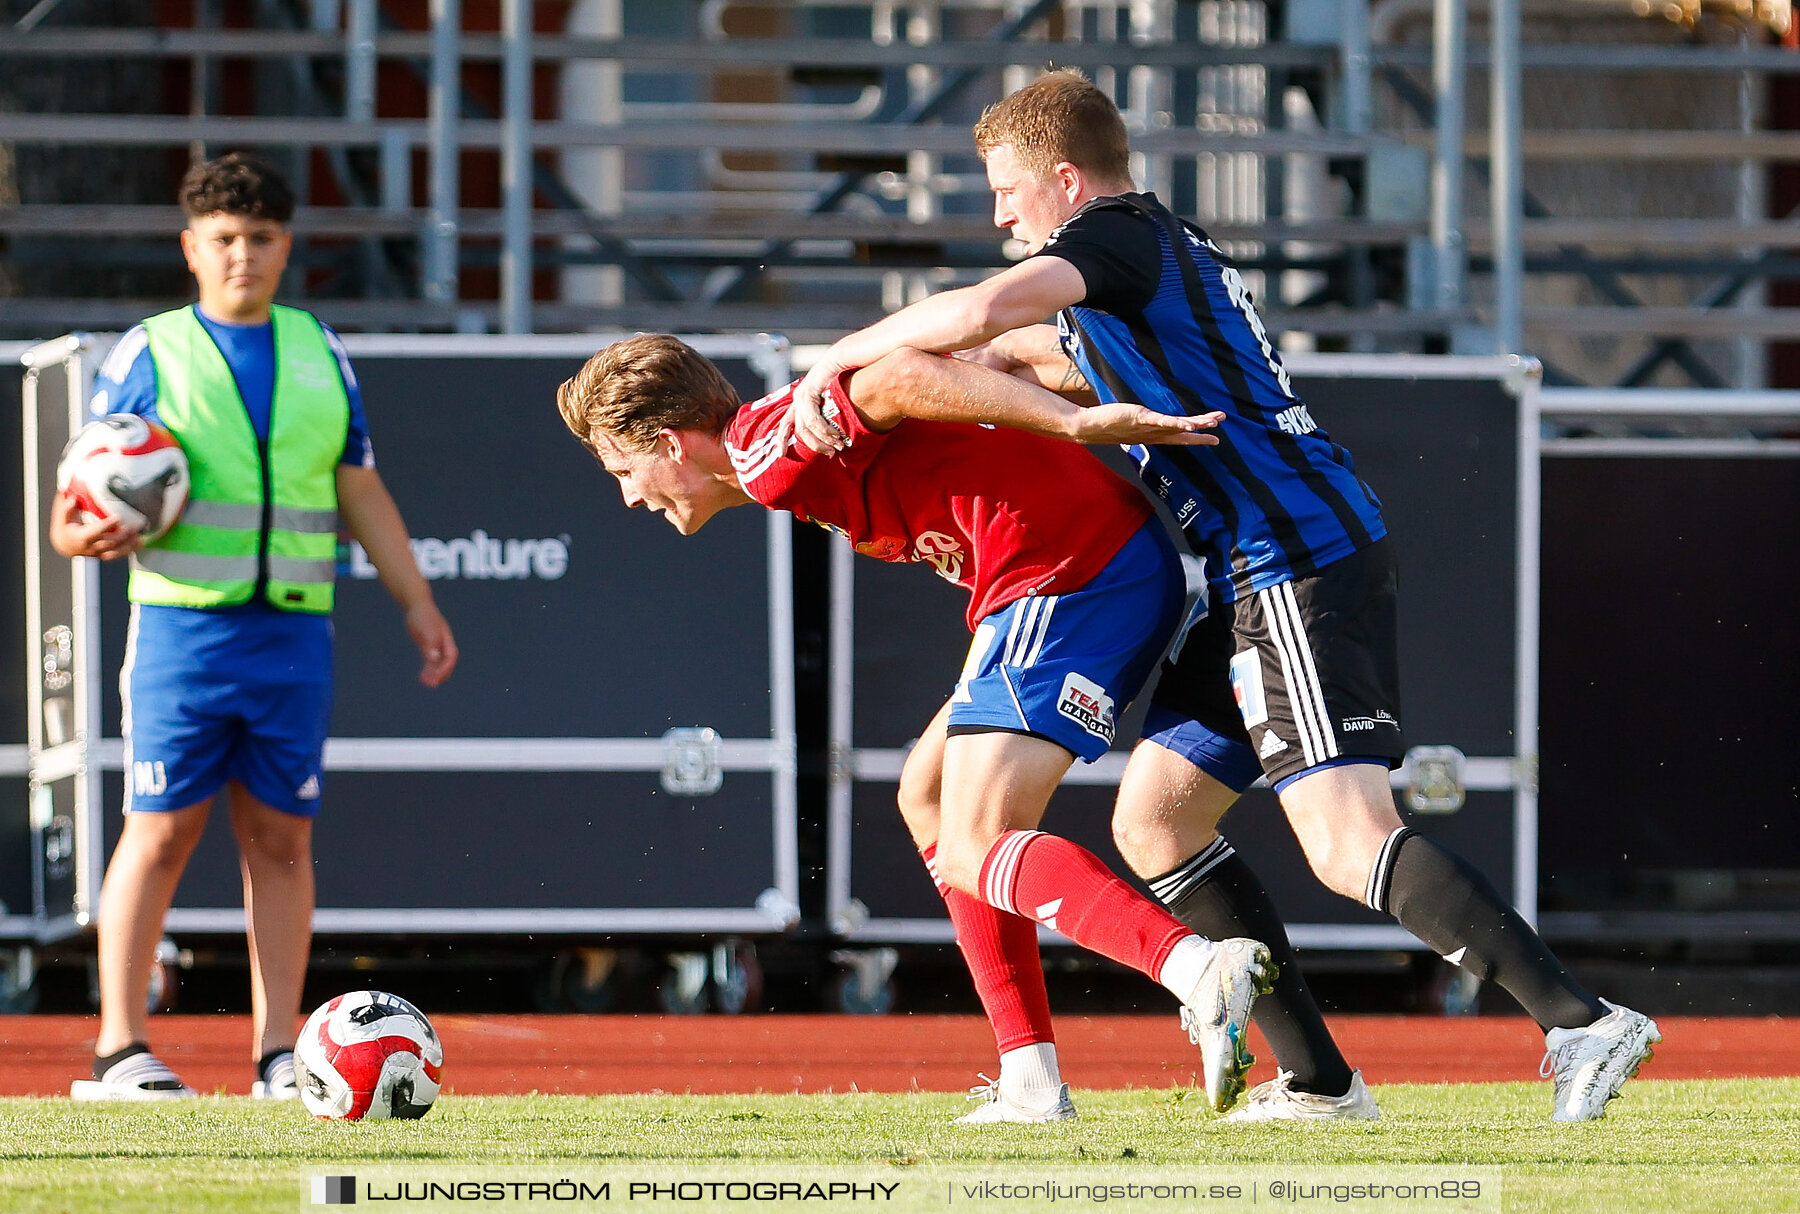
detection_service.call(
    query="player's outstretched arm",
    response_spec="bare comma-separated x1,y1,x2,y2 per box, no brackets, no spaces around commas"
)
847,348,1221,447
336,465,458,688
793,257,1088,453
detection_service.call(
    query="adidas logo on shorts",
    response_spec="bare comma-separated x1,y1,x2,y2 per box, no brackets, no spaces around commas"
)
296,775,321,801
1259,730,1288,759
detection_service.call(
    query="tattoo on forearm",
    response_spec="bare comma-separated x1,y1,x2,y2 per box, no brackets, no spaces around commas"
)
1057,363,1090,393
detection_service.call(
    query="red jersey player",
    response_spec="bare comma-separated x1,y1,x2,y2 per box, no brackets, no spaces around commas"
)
557,335,1277,1122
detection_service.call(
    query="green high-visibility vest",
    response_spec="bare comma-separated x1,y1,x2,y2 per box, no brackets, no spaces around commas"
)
129,305,350,613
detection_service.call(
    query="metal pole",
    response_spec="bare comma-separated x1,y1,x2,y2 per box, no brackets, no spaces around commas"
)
426,0,461,305
188,0,218,166
1340,0,1372,138
500,0,533,334
345,0,376,123
558,0,623,307
380,127,411,213
343,0,386,303
1736,25,1766,389
1490,0,1523,355
1339,0,1373,350
1431,0,1466,311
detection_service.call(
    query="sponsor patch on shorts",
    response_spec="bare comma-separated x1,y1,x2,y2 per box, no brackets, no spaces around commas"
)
1230,649,1268,728
1340,710,1397,734
1057,672,1116,743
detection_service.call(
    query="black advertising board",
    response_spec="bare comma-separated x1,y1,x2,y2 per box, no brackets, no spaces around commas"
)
57,334,800,935
2,341,31,934
1539,453,1800,901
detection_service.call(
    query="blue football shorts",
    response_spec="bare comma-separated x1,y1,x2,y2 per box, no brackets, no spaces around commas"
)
121,604,334,818
944,520,1185,763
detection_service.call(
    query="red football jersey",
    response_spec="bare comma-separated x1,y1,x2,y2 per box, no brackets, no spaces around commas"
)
724,375,1155,630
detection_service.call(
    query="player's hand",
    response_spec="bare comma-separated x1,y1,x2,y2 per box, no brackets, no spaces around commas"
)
1066,405,1225,446
791,360,852,455
406,601,459,688
47,490,143,560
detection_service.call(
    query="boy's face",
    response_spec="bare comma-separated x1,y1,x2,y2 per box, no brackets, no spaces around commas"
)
591,429,736,535
180,211,291,322
985,142,1079,254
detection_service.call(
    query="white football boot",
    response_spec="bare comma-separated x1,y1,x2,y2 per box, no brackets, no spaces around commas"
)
251,1051,300,1100
1223,1068,1380,1123
71,1049,197,1101
1178,937,1278,1113
953,1074,1079,1125
1540,999,1661,1122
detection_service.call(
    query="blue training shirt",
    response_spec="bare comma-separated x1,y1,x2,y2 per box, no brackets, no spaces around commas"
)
1040,192,1386,603
91,305,373,675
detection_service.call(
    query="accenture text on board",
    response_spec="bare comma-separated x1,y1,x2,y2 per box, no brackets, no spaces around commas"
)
344,531,570,582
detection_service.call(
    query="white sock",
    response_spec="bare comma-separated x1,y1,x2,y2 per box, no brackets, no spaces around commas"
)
1155,933,1218,1006
998,1042,1062,1105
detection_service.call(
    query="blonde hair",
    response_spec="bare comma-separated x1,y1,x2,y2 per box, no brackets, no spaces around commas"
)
557,335,742,454
973,69,1131,183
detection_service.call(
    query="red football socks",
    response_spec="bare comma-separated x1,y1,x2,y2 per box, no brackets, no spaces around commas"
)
979,829,1192,983
922,843,1054,1053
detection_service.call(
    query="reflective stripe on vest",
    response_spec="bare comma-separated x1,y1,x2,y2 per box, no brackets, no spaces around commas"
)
128,305,350,613
177,501,341,534
134,550,338,585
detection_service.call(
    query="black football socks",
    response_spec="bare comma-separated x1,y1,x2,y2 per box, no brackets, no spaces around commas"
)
1368,828,1606,1031
1148,837,1356,1098
93,1042,150,1081
259,1048,293,1085
92,1041,185,1090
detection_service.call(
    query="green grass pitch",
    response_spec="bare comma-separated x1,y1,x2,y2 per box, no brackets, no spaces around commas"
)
4,1080,1797,1213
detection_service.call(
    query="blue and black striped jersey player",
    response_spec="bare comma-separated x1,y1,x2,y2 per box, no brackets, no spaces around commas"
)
50,153,458,1103
793,70,1658,1124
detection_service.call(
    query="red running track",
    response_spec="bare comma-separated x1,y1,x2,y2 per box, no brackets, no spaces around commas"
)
2,1014,1793,1098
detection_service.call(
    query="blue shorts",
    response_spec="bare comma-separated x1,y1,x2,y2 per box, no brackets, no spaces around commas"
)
1139,582,1267,793
121,604,334,818
945,521,1185,763
1140,701,1265,793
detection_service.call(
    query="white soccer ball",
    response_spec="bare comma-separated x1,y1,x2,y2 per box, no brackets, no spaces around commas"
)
293,990,444,1121
56,415,190,541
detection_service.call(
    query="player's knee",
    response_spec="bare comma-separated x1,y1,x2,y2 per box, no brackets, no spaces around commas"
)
1110,810,1158,874
932,839,984,897
237,820,313,870
1300,836,1370,902
142,829,202,873
250,837,311,871
123,813,206,871
895,779,941,848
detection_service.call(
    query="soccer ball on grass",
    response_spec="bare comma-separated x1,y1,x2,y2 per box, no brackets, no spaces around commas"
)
294,990,443,1121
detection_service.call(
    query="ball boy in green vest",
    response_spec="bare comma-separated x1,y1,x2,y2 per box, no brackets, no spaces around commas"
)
49,153,458,1100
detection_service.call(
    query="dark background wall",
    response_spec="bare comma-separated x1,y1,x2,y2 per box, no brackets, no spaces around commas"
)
1539,455,1800,910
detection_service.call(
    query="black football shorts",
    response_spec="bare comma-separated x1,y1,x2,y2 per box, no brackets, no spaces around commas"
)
1147,539,1406,789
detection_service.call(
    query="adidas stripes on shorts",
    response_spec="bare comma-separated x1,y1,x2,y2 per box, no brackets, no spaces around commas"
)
1143,538,1406,791
945,520,1186,763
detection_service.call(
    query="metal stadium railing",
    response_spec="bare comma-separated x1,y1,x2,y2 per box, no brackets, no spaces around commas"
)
0,0,1796,386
